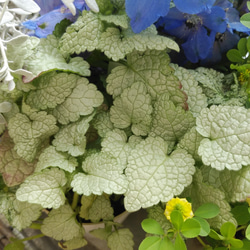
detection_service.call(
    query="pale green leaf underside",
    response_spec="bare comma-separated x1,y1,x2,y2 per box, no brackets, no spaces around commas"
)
106,50,186,106
99,13,128,28
0,133,36,187
184,169,237,229
24,35,90,82
110,82,153,136
171,63,207,116
107,228,134,250
71,152,128,195
41,204,83,241
150,93,195,146
52,115,93,156
16,168,67,209
36,146,78,173
196,105,250,170
8,112,58,162
52,78,103,124
26,71,78,110
125,137,195,212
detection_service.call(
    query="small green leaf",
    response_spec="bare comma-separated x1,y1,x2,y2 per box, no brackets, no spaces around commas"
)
231,204,250,225
241,13,250,29
139,236,162,250
160,236,175,250
193,217,210,237
209,229,225,241
194,203,220,219
171,210,184,231
237,38,248,57
181,218,201,238
227,238,243,249
232,239,250,250
4,240,25,250
141,218,164,235
226,49,244,63
246,224,250,240
174,233,187,250
220,222,236,239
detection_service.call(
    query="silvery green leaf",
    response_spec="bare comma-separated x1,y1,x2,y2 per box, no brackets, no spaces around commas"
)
71,152,128,195
99,14,128,28
150,93,195,146
36,146,78,173
10,0,40,13
52,78,103,124
171,64,207,116
0,101,12,113
26,72,78,110
16,168,67,209
8,112,58,162
125,137,195,212
106,50,187,106
196,105,250,170
93,111,114,137
110,82,153,136
183,169,237,229
0,10,13,24
85,0,99,12
41,204,84,241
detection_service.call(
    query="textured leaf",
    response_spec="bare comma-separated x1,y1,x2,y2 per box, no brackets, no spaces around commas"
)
177,126,204,163
125,136,195,212
52,115,94,156
101,129,132,166
106,50,187,106
183,169,237,229
16,168,67,209
110,82,153,136
24,35,90,82
88,195,114,223
196,105,250,170
99,13,128,28
59,11,104,55
171,64,207,117
36,146,78,173
93,111,114,137
0,133,36,187
71,152,128,195
150,93,195,147
107,228,134,250
201,165,250,203
52,77,103,124
41,204,83,241
98,26,179,61
8,112,58,162
26,72,78,110
80,194,96,220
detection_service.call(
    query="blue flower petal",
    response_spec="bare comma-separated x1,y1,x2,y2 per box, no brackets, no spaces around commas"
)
214,0,233,9
201,6,227,33
125,0,171,33
34,0,62,15
173,0,216,14
182,26,214,63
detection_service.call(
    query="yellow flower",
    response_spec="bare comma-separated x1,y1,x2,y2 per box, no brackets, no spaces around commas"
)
164,197,194,222
238,69,250,83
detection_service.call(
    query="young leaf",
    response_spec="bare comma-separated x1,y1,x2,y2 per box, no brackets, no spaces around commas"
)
4,240,25,250
16,168,67,209
246,224,250,240
220,222,236,239
139,236,162,250
160,236,175,250
141,218,164,235
209,229,225,241
226,49,245,63
124,137,195,212
181,218,201,238
170,210,184,231
194,203,220,219
196,105,250,170
240,13,250,29
41,204,83,241
231,204,250,225
107,228,134,250
227,238,243,249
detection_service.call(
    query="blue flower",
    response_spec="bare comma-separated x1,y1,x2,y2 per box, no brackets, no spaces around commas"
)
157,6,227,63
23,0,86,38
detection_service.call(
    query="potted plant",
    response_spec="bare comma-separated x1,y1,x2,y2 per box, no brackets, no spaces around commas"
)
1,0,250,250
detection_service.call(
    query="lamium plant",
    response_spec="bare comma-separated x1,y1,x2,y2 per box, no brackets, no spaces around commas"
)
1,0,250,250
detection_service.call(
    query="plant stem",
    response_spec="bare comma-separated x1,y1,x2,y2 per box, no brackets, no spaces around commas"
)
196,236,209,248
71,192,79,210
29,223,42,230
236,225,247,232
20,233,44,242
